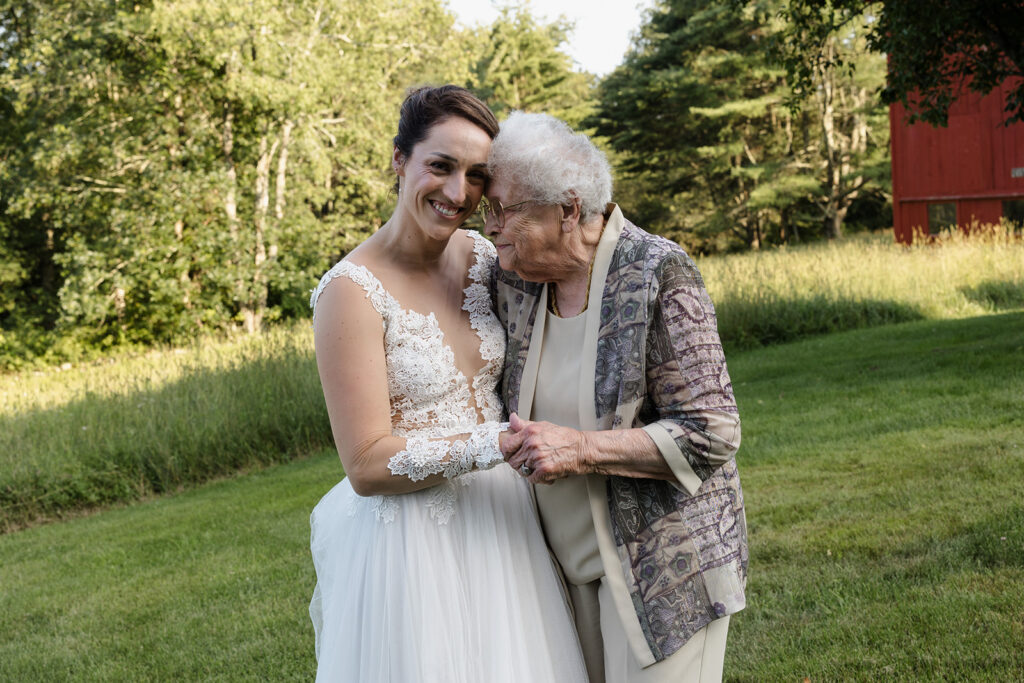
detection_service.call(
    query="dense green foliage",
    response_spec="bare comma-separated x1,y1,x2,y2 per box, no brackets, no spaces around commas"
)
5,0,1012,363
778,0,1024,126
2,231,1021,529
0,0,469,359
467,6,595,128
0,0,596,364
591,0,891,251
2,312,1022,679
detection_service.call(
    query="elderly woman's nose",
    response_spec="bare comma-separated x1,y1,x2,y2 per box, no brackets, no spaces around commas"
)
483,214,500,237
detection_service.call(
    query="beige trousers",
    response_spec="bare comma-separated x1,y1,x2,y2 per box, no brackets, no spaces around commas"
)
567,580,730,683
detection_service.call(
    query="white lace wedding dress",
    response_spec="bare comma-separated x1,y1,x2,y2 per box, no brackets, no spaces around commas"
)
308,232,587,682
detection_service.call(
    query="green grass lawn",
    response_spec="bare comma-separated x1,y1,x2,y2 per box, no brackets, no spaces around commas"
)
2,312,1022,681
726,311,1024,680
0,451,336,681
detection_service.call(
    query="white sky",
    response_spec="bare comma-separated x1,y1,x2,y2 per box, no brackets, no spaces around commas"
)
444,0,653,77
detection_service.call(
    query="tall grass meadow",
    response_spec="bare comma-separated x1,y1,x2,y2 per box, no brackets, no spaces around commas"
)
2,227,1022,528
1,325,328,530
699,226,1024,349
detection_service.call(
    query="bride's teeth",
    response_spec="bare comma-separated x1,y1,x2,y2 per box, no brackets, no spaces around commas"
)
432,201,459,217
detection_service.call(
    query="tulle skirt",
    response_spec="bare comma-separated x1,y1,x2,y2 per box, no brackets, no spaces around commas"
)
309,464,588,682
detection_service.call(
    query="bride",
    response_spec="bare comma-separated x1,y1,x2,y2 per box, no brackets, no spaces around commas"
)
307,85,587,682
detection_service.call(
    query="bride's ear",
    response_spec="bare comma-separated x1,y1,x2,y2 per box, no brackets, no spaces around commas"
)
392,147,406,177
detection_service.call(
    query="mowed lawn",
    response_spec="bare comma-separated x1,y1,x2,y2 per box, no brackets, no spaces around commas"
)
1,312,1022,681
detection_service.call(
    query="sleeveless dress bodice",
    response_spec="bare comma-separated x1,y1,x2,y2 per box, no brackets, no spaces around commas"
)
307,231,587,682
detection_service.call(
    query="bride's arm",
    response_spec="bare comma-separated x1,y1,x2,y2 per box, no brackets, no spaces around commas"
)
314,276,506,497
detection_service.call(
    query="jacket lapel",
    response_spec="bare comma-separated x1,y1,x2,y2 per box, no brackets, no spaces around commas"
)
577,205,624,430
516,283,548,421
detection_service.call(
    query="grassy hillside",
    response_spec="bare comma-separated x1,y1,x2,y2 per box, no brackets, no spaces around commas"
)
2,312,1022,680
0,326,328,531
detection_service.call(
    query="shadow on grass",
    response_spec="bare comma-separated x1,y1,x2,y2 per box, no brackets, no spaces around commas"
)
891,506,1024,585
731,311,1024,467
960,278,1024,311
717,297,925,351
0,351,331,531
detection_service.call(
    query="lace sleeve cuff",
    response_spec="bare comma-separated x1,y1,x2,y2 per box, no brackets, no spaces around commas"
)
387,422,510,482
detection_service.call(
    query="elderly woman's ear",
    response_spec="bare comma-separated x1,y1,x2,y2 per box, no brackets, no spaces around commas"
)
560,195,582,232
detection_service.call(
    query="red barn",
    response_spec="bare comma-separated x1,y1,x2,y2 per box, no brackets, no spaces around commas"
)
889,79,1024,243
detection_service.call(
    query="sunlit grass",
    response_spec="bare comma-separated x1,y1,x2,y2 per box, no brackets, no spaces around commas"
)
2,229,1022,528
698,226,1024,349
1,313,1021,680
0,323,329,530
1,323,312,416
0,449,332,680
723,311,1024,680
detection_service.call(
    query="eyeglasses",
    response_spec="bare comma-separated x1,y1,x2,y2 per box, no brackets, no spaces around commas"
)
478,197,534,229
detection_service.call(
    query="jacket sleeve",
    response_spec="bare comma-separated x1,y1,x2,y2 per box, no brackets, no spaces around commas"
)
639,250,741,496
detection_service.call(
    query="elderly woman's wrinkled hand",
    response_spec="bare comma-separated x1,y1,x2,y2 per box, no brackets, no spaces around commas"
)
501,413,590,484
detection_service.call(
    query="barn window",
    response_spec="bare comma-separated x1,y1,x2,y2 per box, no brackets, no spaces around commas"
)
1004,199,1024,232
927,203,957,234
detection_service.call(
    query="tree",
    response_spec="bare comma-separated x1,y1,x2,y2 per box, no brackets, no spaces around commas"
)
467,3,594,128
0,0,463,357
591,0,890,248
592,0,809,250
779,0,1024,125
807,23,890,239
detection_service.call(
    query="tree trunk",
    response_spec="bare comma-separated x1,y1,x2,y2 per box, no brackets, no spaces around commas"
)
42,226,55,294
817,37,843,240
174,219,191,309
222,104,239,238
243,131,279,334
42,225,57,328
274,119,293,220
222,103,250,329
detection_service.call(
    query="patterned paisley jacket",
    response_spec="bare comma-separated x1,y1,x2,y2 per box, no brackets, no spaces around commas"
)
492,205,748,667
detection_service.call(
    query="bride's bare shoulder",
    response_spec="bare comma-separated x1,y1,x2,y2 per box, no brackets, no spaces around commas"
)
312,256,389,334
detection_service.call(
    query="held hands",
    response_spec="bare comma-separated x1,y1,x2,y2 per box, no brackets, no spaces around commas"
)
500,413,590,484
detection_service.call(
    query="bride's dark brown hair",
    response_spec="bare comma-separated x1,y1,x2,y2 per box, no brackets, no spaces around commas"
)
392,85,499,191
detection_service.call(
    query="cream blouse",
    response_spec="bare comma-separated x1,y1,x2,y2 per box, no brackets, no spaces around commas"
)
532,307,604,585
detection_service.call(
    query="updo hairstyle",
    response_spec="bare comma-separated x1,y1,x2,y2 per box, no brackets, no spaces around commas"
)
392,85,499,191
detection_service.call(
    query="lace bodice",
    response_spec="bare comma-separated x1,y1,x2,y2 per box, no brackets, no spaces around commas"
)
310,231,507,523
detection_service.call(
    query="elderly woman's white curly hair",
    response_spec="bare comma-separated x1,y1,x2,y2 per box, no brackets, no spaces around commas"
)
488,111,613,223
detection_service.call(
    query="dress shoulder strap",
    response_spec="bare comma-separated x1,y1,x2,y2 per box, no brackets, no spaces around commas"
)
310,259,396,322
461,232,502,363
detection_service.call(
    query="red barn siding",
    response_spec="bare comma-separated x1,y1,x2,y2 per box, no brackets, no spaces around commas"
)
959,199,1002,228
890,78,1024,243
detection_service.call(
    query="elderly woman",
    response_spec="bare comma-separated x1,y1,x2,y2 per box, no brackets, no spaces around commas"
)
485,112,747,683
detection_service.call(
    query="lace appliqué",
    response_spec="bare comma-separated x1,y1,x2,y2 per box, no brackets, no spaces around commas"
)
310,260,393,326
387,420,509,524
345,491,398,524
463,235,505,420
387,421,509,481
312,231,507,525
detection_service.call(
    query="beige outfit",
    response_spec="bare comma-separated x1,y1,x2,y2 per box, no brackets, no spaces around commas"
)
568,580,730,683
533,311,603,586
528,211,730,682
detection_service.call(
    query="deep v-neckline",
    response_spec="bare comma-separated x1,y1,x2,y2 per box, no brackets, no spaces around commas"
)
343,233,498,389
